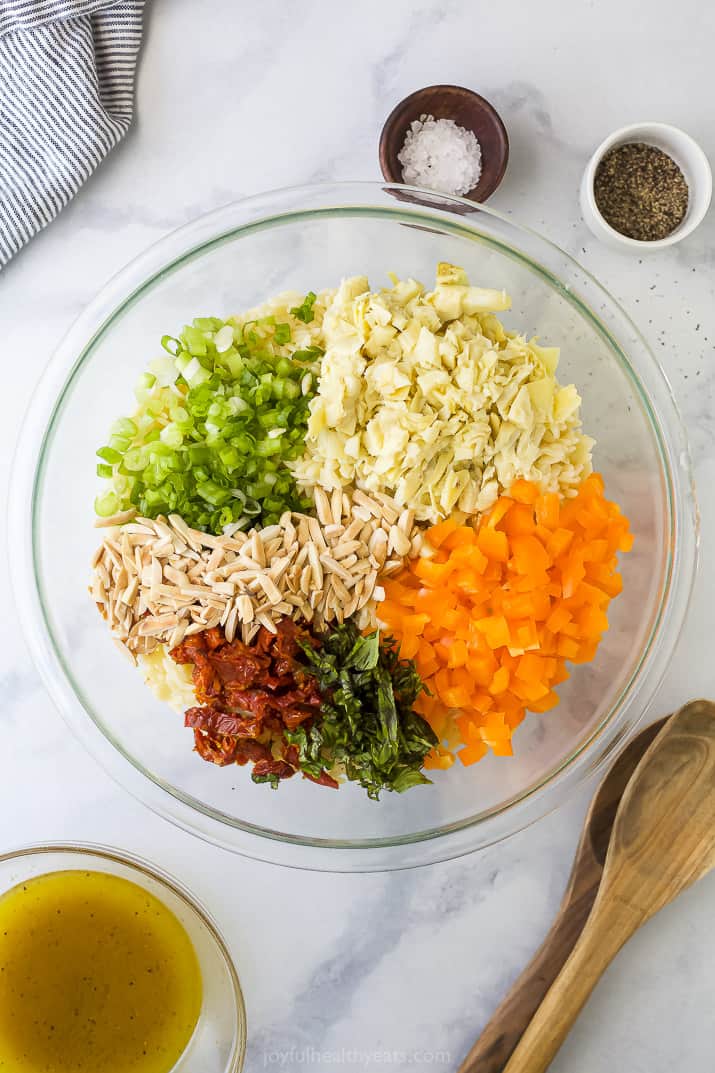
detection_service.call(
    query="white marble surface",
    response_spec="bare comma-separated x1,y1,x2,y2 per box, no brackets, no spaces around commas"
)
2,1,715,1069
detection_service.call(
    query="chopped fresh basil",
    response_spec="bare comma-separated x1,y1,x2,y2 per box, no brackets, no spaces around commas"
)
295,621,437,799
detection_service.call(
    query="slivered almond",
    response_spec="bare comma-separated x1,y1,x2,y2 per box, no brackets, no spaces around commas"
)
297,518,311,545
307,516,327,550
264,537,284,560
314,488,332,525
212,581,236,597
103,543,124,572
319,554,354,583
352,489,382,517
298,598,314,621
283,573,299,596
368,527,388,565
257,574,283,605
256,611,277,634
388,525,411,557
152,518,175,541
293,544,310,569
268,553,295,585
205,545,225,573
122,575,140,607
330,574,351,606
373,494,400,524
94,508,137,528
332,539,362,560
250,531,266,567
300,563,313,595
113,636,137,663
95,561,110,588
343,518,364,541
237,595,254,623
164,565,189,588
307,543,323,588
398,508,415,534
342,593,359,620
225,605,238,643
168,621,188,649
138,613,180,636
260,524,282,542
165,512,191,540
124,523,157,536
330,488,343,526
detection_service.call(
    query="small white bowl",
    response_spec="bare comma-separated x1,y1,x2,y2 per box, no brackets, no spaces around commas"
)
580,122,712,250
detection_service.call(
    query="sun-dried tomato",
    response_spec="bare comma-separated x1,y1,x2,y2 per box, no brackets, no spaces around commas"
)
303,769,340,790
185,707,264,739
252,758,296,782
282,743,300,768
192,729,272,767
170,620,337,789
207,646,270,688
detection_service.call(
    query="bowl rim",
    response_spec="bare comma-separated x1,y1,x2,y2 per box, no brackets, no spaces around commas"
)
0,840,247,1071
581,121,713,249
378,84,509,201
8,181,699,870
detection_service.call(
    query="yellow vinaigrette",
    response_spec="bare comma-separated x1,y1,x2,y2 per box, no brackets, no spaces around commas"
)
0,870,202,1073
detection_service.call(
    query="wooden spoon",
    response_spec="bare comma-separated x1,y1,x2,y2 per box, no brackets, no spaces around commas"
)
502,698,715,1073
458,715,667,1073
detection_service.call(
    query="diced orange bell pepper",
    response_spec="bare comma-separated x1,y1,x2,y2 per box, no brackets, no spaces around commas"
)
477,525,509,562
458,741,488,766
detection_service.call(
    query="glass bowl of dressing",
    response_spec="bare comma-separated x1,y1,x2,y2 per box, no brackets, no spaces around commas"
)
0,843,246,1073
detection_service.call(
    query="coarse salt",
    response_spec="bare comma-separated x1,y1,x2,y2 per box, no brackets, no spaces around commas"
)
398,113,482,197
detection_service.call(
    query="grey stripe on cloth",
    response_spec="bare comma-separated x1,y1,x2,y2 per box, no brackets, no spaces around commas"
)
0,0,144,267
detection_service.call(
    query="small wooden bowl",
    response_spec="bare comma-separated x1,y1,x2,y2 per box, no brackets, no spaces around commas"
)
379,85,509,203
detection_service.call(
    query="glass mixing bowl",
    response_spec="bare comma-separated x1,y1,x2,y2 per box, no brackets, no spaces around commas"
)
9,183,697,870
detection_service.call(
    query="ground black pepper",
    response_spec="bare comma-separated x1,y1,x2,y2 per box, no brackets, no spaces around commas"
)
593,143,689,241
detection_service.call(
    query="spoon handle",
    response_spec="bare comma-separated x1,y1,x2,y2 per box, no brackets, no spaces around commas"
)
457,872,598,1073
501,897,639,1073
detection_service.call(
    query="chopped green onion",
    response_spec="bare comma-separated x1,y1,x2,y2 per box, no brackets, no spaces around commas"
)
291,292,317,323
181,325,208,356
96,445,122,464
95,308,321,531
94,490,119,517
161,335,180,356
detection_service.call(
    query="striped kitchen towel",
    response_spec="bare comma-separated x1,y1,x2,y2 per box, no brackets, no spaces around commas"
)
0,0,144,267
